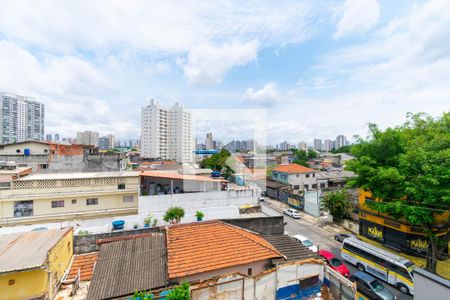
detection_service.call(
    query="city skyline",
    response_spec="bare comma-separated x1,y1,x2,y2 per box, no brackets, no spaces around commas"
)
0,1,448,143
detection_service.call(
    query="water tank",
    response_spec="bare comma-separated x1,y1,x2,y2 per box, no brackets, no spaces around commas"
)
24,148,30,156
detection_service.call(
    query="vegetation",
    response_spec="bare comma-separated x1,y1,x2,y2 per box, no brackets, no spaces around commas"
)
331,145,352,153
163,206,185,224
144,215,152,226
346,112,450,272
321,189,352,219
165,282,191,300
292,149,317,167
200,149,234,178
195,210,205,219
131,290,154,300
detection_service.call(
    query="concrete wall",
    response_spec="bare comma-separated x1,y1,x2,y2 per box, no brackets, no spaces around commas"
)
139,189,258,214
414,268,450,300
222,216,284,235
0,269,48,300
190,260,348,300
73,227,161,254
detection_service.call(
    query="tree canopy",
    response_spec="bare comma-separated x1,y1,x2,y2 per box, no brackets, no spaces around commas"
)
200,149,234,178
163,206,185,224
346,112,450,271
331,145,352,154
322,189,352,220
292,149,317,167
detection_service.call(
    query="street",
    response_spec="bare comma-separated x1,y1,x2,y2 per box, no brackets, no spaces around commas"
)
260,201,413,300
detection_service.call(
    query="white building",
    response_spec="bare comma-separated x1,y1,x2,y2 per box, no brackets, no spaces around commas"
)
323,139,333,152
205,132,213,150
141,100,193,162
313,139,322,151
298,141,307,151
0,93,45,144
76,131,99,147
336,135,347,149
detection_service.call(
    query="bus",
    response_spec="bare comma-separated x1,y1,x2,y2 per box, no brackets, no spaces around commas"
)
341,238,415,295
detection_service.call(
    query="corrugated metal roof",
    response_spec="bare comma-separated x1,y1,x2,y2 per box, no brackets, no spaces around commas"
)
0,228,72,274
263,234,318,262
87,234,168,300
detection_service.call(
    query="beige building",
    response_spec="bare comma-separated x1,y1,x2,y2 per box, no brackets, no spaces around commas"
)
0,171,139,226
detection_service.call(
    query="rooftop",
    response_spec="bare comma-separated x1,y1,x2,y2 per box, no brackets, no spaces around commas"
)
87,234,168,300
140,170,227,182
0,228,72,274
263,235,317,262
166,220,283,279
273,163,314,174
67,252,98,282
15,171,139,181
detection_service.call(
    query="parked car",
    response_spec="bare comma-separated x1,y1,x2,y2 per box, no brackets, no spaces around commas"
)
284,208,300,219
292,234,318,252
319,250,350,277
258,196,265,202
350,271,396,300
334,233,358,242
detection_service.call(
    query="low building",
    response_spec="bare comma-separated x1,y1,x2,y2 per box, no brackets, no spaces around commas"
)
0,228,73,300
0,171,139,226
272,163,316,190
358,190,449,256
0,141,125,173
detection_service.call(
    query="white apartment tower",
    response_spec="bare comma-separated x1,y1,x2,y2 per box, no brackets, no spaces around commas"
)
0,92,45,144
336,135,347,149
76,130,99,147
141,100,193,162
205,132,213,150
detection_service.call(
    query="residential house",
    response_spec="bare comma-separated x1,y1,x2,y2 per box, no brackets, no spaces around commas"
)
272,163,316,190
0,228,73,300
0,171,139,226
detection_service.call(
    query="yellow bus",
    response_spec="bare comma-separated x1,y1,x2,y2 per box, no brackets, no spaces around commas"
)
341,238,415,295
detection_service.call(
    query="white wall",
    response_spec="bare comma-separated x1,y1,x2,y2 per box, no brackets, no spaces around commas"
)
138,190,258,214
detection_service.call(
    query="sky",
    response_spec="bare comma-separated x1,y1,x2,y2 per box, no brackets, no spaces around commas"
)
0,0,449,144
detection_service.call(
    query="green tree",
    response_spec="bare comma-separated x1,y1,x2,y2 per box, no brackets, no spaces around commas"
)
292,149,309,167
321,189,351,219
200,149,234,178
331,145,352,153
166,282,190,300
346,112,450,272
163,206,185,224
307,149,318,160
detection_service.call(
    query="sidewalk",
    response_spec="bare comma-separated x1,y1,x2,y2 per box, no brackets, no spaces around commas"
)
264,198,349,235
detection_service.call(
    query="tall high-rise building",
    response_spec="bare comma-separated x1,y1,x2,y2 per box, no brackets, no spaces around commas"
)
336,135,347,149
76,130,99,147
98,137,110,150
298,141,307,151
54,133,60,142
141,99,193,162
323,139,333,152
205,132,213,150
45,134,52,141
0,92,45,144
106,134,115,149
313,139,322,151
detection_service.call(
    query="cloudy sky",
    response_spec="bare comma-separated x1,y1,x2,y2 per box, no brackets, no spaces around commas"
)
0,0,449,144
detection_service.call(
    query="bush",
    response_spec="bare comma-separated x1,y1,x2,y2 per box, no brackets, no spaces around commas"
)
163,206,185,224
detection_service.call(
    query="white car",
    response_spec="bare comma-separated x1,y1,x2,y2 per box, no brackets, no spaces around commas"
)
292,234,318,252
284,208,300,219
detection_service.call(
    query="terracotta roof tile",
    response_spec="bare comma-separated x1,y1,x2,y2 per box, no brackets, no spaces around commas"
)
273,163,314,173
166,221,283,279
67,252,98,281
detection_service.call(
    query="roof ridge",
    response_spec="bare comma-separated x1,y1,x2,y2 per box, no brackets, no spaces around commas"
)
219,221,283,258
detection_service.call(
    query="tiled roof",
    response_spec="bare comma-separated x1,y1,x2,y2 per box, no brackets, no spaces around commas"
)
273,163,314,173
67,252,98,281
87,234,168,300
166,221,283,279
263,235,317,262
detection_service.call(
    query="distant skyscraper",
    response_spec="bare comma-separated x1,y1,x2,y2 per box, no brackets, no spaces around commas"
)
141,99,192,162
313,139,322,151
54,133,60,142
298,141,307,151
279,141,289,151
205,132,213,150
46,134,52,141
336,135,347,149
323,139,333,152
76,130,99,147
98,137,110,150
0,92,45,144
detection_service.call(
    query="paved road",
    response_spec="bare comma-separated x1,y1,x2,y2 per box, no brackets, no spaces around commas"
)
260,201,412,300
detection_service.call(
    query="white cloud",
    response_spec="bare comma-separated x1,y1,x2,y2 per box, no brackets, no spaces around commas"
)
334,0,380,39
182,40,259,85
244,82,280,106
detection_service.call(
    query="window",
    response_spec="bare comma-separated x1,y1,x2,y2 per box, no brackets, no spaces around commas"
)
247,268,252,276
8,279,15,286
305,174,310,178
123,195,134,203
16,149,21,153
320,183,326,188
51,200,64,208
118,183,126,189
38,163,49,170
13,201,33,217
304,184,309,189
299,275,320,289
296,174,299,177
86,198,98,205
71,199,77,204
293,185,300,190
312,173,315,177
